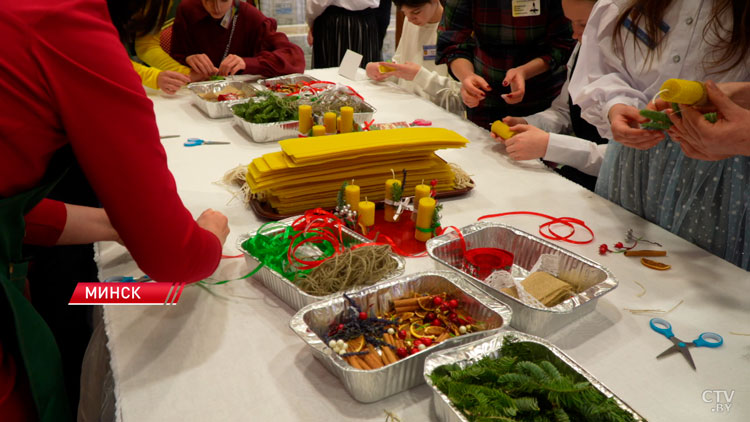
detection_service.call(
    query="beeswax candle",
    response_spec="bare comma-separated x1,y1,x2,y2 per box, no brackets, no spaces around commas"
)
660,79,706,105
415,197,436,242
384,178,401,222
358,199,375,226
324,112,337,134
337,116,342,133
491,120,516,140
299,105,313,134
341,106,354,133
411,183,431,222
345,182,360,213
312,125,326,137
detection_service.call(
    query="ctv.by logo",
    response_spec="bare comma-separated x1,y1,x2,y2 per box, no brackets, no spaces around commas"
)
702,390,734,414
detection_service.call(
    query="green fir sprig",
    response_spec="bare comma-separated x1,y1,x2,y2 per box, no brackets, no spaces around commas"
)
391,182,403,202
429,337,643,422
337,181,348,208
431,203,443,230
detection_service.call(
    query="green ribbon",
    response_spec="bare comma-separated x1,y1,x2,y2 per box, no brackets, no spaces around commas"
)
415,224,441,234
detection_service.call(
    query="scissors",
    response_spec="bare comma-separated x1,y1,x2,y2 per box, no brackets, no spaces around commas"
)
650,318,723,371
184,138,230,147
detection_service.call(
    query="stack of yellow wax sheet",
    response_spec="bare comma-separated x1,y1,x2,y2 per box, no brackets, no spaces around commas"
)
246,127,469,214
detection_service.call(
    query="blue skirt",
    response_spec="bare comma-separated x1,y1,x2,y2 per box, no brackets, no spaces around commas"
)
596,137,750,270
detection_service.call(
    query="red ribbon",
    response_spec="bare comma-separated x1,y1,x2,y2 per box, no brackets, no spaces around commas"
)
477,211,594,244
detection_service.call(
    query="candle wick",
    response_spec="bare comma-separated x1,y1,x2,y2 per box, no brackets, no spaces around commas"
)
390,169,395,179
651,89,669,105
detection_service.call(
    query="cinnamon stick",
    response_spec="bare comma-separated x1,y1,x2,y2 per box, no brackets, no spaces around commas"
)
436,332,451,343
345,355,365,370
364,344,384,369
394,305,419,313
353,355,372,370
624,250,667,257
393,297,422,308
381,346,397,365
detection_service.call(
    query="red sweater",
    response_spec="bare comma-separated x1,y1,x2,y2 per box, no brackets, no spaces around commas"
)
171,0,305,76
1,0,221,283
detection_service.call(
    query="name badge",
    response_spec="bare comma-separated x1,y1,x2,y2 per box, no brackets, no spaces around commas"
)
512,0,541,17
220,7,233,28
423,44,436,61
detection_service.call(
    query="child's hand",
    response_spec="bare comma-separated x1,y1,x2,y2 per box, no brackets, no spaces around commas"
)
307,28,314,46
383,62,421,81
366,62,389,82
218,55,246,76
501,68,526,104
608,104,665,149
502,124,550,161
156,70,191,95
461,74,491,108
186,54,218,76
502,116,528,126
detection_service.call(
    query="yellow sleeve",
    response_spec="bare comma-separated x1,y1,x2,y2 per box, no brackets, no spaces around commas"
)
131,60,161,90
134,31,191,76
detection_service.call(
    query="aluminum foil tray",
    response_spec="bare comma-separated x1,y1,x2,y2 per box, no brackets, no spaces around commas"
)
426,222,617,337
258,73,320,95
232,110,299,143
312,94,376,127
424,332,646,422
186,80,258,118
289,271,512,403
238,217,405,311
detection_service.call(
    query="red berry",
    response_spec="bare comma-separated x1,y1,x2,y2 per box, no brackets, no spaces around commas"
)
615,242,624,249
359,312,368,320
338,323,345,331
431,319,442,326
433,296,443,306
448,312,458,321
396,347,408,358
448,299,459,309
413,340,422,347
398,330,407,339
457,318,468,326
410,347,419,355
425,312,436,321
599,244,609,255
439,304,450,312
421,338,432,347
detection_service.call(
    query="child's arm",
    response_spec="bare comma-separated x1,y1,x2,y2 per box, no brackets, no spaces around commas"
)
242,15,305,76
544,134,607,176
134,31,191,76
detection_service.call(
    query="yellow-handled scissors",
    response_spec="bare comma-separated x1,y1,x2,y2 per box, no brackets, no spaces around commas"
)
650,318,723,371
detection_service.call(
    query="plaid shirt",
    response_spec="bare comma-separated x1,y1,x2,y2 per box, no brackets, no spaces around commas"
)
437,0,574,125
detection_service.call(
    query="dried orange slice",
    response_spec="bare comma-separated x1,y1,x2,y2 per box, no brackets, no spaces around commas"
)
414,310,427,318
410,322,435,339
399,312,414,321
417,296,437,311
641,258,671,270
348,336,365,353
424,326,447,336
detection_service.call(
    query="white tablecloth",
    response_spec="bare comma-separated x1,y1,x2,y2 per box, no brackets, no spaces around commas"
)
98,68,750,422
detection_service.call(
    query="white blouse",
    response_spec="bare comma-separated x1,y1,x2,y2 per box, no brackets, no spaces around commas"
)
305,0,380,27
568,0,750,139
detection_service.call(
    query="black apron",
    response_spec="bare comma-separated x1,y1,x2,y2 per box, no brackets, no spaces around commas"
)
0,148,73,421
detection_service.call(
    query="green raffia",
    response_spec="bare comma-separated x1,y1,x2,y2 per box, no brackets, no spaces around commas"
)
239,221,354,284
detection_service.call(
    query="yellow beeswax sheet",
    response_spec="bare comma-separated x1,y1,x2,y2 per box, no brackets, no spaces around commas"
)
247,156,439,190
279,127,468,163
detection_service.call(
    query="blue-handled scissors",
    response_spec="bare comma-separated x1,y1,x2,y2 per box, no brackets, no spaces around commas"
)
184,138,230,147
650,318,723,371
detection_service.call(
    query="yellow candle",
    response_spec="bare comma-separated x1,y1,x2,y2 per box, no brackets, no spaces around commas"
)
298,105,313,134
411,183,431,222
384,178,401,222
344,183,360,212
337,116,342,133
312,125,326,137
491,120,516,140
358,199,375,227
340,106,354,133
324,112,337,134
660,79,706,105
415,197,436,242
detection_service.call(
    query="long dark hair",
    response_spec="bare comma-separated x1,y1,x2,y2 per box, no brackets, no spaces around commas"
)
107,0,170,43
614,0,750,72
